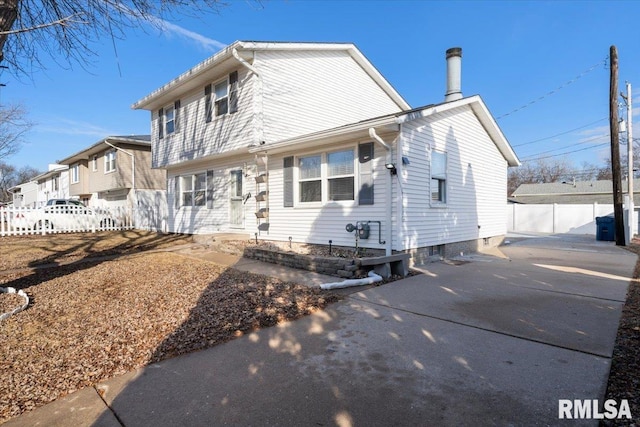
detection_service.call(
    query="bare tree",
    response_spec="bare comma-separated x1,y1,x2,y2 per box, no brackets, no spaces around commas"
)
508,158,573,196
0,0,229,74
0,102,32,159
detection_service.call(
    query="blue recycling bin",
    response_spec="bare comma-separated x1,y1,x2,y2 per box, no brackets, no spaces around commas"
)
595,215,616,241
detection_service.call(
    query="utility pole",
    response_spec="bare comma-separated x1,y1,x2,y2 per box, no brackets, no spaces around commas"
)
610,45,626,246
625,81,634,244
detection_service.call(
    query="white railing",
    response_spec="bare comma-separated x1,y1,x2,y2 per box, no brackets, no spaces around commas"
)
0,205,134,236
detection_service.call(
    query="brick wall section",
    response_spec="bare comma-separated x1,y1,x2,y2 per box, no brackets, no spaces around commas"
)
243,248,362,278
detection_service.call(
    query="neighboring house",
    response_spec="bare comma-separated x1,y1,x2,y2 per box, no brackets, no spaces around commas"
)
133,41,519,260
57,136,166,212
8,181,38,208
511,180,640,205
33,164,70,206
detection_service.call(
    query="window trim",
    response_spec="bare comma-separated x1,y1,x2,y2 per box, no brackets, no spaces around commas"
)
164,103,175,136
177,172,209,208
71,164,80,184
430,150,447,206
104,150,116,174
294,146,357,207
205,76,231,123
92,155,98,172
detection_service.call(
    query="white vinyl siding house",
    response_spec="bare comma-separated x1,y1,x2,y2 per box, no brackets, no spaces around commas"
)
258,49,404,143
133,41,519,259
397,102,512,254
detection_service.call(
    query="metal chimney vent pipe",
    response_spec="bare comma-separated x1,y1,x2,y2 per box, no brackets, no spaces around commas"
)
445,47,463,102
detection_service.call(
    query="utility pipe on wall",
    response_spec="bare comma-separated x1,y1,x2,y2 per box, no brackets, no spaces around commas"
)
368,128,393,256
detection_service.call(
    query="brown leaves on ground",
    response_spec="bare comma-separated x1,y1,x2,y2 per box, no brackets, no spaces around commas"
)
0,238,339,424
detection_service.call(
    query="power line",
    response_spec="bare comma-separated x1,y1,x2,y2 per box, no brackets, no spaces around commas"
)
512,117,608,147
520,142,610,163
496,58,608,120
520,134,609,160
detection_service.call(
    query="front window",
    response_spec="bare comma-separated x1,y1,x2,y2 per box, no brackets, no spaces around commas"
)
105,150,116,173
298,155,322,203
297,149,355,204
327,150,355,201
180,173,207,207
71,164,79,183
165,104,175,135
431,151,447,203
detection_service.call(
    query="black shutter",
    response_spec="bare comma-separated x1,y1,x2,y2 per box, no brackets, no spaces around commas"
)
174,100,181,133
358,142,374,205
158,108,164,139
206,170,214,209
229,71,239,114
283,156,294,207
204,84,212,123
174,176,180,209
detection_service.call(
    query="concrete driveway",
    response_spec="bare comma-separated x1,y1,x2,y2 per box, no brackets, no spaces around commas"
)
5,234,636,426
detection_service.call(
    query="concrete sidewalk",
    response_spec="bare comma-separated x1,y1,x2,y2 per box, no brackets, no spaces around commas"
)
3,235,636,426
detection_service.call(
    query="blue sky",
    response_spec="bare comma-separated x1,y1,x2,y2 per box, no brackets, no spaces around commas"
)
3,0,639,174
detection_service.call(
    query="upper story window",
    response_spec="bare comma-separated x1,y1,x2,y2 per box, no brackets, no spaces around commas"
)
164,104,175,135
431,150,447,204
105,150,116,173
92,155,98,171
52,175,59,191
71,164,79,183
158,100,180,139
205,71,239,123
297,148,356,205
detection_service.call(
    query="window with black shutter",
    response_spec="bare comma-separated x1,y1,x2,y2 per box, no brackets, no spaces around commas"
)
229,71,239,114
158,108,164,139
358,142,374,205
204,84,212,123
283,157,293,207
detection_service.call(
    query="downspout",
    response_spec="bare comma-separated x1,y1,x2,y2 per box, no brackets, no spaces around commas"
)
232,48,264,145
104,139,135,224
368,128,393,256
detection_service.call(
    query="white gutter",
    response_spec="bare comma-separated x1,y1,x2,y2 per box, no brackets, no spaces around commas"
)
368,128,393,256
104,139,136,211
232,48,264,145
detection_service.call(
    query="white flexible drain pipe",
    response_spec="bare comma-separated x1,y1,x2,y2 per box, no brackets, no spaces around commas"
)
0,287,29,321
320,270,383,290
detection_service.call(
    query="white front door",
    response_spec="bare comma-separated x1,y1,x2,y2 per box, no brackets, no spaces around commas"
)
229,170,244,228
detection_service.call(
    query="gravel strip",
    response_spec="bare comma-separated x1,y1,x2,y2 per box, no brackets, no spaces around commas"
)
601,242,640,426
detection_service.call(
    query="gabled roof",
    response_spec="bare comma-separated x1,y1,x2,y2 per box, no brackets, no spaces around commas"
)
57,135,151,165
131,40,410,112
513,180,622,196
33,165,68,183
250,95,520,167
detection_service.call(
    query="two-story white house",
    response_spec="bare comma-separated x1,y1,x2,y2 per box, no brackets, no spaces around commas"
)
133,41,519,261
33,164,70,206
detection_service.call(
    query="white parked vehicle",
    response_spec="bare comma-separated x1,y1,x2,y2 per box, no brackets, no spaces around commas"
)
13,199,118,231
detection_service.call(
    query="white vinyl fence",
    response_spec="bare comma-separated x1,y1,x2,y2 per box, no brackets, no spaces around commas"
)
1,205,134,236
507,203,637,235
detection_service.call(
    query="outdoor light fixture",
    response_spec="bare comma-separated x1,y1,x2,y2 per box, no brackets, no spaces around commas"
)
385,163,397,175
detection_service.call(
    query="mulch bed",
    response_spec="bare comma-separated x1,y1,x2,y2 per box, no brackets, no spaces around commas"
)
0,237,340,424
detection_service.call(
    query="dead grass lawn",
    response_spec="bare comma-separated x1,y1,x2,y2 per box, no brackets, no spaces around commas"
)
0,233,339,423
